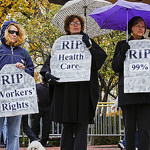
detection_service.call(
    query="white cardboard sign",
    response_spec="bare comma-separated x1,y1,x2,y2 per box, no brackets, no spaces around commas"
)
50,35,91,82
124,39,150,93
0,64,38,117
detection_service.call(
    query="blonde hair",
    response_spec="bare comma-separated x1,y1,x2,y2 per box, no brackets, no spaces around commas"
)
5,23,26,47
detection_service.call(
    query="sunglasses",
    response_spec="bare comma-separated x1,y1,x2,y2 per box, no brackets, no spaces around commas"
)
8,30,19,35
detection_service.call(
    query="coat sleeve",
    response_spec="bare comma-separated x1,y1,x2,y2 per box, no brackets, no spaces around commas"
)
89,39,107,71
88,39,107,122
25,54,34,77
112,40,126,73
40,55,51,76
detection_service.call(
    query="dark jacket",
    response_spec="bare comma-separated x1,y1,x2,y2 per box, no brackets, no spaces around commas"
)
0,21,34,77
40,35,107,124
36,83,52,109
112,36,150,107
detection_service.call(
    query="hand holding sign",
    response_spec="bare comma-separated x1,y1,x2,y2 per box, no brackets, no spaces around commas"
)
45,71,60,83
82,33,91,48
16,62,25,70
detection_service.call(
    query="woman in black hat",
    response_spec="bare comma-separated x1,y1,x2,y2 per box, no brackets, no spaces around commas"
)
112,16,150,150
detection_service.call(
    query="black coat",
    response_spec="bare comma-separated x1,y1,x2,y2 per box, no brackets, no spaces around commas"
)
36,83,52,111
112,36,150,107
40,36,107,124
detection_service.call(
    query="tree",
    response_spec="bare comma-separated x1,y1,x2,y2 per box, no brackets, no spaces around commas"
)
22,3,62,68
94,31,126,102
0,0,36,25
1,1,62,82
18,2,62,82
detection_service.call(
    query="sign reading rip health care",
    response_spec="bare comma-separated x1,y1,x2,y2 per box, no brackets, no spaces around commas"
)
50,35,91,82
0,64,38,117
124,39,150,93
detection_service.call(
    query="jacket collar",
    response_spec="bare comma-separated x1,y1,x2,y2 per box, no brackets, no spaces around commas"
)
66,30,84,35
129,36,145,41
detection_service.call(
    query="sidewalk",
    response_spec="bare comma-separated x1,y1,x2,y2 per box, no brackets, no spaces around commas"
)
0,145,120,150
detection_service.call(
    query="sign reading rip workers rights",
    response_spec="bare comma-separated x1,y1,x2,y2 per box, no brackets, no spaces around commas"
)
124,39,150,93
50,35,91,82
0,64,38,117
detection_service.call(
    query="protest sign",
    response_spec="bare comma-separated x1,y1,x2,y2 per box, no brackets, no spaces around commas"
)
0,64,38,117
124,39,150,93
50,35,91,82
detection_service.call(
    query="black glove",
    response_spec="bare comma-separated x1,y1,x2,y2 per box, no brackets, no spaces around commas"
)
120,42,130,57
45,72,60,83
82,33,91,48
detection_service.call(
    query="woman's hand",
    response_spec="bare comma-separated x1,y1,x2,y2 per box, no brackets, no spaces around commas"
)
45,71,60,83
82,33,92,49
16,62,25,70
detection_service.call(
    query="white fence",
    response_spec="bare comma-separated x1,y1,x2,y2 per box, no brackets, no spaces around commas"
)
20,102,125,145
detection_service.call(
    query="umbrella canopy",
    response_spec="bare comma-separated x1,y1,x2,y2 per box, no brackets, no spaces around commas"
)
90,0,150,31
51,0,112,37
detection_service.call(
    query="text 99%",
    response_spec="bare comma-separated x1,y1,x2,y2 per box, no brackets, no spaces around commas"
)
129,63,149,72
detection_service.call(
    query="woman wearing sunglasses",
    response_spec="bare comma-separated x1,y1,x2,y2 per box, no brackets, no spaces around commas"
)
0,21,34,150
40,15,107,150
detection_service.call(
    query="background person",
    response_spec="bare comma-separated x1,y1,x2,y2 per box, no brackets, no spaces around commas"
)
40,14,107,150
22,115,38,143
0,20,34,150
112,16,150,150
31,76,53,147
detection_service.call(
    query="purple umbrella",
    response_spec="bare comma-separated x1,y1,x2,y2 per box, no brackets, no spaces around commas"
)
90,0,150,40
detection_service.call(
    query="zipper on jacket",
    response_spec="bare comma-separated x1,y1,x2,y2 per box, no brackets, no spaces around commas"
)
11,46,14,63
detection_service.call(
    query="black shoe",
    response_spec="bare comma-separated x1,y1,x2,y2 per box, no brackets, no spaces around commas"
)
118,142,125,149
45,143,52,147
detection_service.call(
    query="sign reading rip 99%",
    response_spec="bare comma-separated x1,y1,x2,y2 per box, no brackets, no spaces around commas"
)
124,39,150,93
